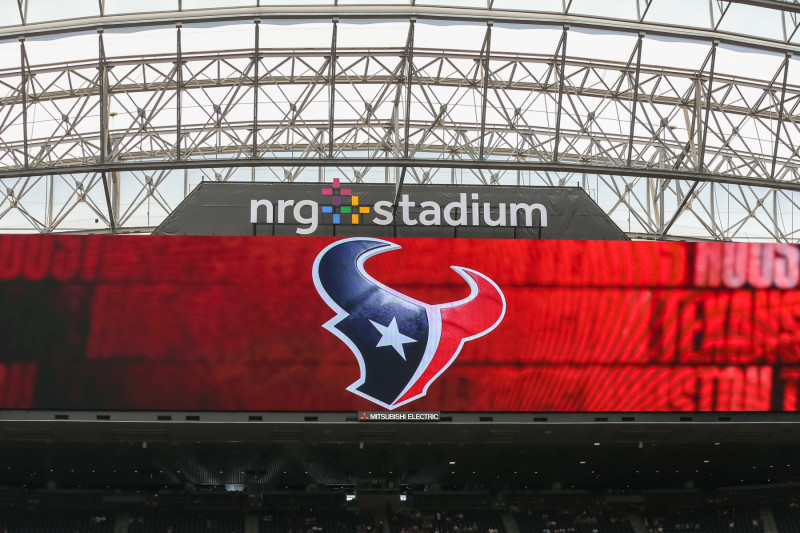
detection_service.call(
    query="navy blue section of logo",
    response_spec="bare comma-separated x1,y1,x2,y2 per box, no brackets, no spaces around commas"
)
315,239,429,406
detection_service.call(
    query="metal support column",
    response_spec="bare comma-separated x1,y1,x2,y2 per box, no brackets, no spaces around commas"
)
626,34,643,166
698,41,718,172
176,23,183,161
478,22,492,161
19,37,28,169
552,26,568,163
98,29,115,232
771,53,791,180
328,18,338,158
252,19,260,159
394,19,416,216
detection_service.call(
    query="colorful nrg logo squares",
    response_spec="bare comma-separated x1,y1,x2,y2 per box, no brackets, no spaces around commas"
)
321,178,370,224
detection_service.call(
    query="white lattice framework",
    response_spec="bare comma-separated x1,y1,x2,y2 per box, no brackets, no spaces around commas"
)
2,1,800,240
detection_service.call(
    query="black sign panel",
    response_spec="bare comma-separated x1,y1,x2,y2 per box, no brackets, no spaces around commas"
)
155,182,627,240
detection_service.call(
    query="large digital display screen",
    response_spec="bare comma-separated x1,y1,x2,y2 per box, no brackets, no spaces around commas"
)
0,235,798,412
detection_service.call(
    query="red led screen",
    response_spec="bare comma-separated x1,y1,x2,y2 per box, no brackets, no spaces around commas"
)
0,235,798,412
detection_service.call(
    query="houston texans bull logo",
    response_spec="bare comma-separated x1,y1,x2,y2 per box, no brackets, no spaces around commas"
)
312,238,506,410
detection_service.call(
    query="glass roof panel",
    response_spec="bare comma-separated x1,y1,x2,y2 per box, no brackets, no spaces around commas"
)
104,27,176,59
569,0,637,20
715,44,784,82
183,22,255,54
716,3,784,41
644,0,711,30
567,28,638,62
492,24,563,56
338,0,408,4
417,0,487,7
785,55,800,87
492,0,560,12
26,0,99,24
26,31,98,67
183,0,256,9
640,35,712,71
337,21,410,49
0,0,21,27
105,0,179,16
0,39,19,70
259,0,332,4
415,21,486,53
260,20,333,50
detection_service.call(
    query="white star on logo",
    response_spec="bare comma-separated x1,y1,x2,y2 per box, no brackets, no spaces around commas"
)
369,317,417,361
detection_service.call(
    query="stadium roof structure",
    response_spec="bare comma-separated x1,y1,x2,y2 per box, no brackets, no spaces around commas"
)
2,0,800,240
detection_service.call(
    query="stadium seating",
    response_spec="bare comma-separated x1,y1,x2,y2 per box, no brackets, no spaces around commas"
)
513,505,634,533
259,509,377,533
642,506,762,533
1,489,799,533
0,508,114,533
765,502,798,533
389,510,505,533
127,511,245,533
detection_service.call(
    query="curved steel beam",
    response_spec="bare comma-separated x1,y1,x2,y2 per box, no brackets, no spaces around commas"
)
0,158,798,192
0,5,796,58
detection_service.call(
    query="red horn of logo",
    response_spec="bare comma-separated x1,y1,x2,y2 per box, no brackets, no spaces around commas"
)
392,267,505,406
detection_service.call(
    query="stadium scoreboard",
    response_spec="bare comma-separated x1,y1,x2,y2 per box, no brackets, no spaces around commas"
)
0,235,796,412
